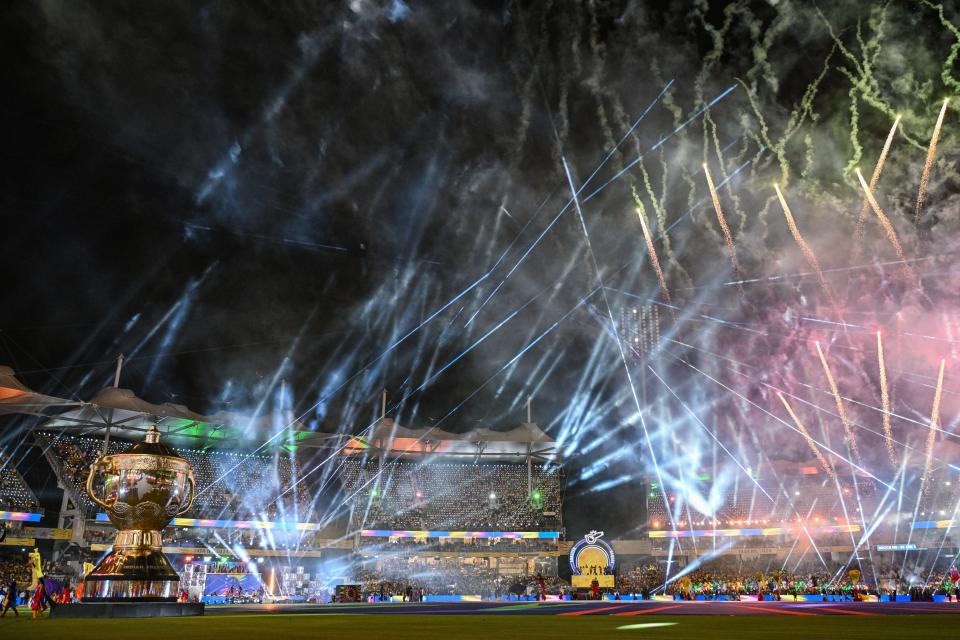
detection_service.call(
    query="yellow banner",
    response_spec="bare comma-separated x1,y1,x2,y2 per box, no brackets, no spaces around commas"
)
19,527,74,540
1,537,36,546
571,575,614,588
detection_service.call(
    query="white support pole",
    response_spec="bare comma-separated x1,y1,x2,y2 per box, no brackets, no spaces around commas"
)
113,354,124,388
379,389,387,468
57,489,70,529
527,444,532,496
526,395,532,423
280,379,288,435
103,354,123,455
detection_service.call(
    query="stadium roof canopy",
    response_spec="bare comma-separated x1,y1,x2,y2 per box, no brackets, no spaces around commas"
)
338,418,558,461
0,366,79,415
3,366,560,459
0,365,312,449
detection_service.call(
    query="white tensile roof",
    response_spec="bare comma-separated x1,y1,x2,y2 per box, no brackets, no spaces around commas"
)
343,417,557,460
0,366,79,414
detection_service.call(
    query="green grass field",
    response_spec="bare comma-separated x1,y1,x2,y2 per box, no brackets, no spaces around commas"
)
0,613,956,640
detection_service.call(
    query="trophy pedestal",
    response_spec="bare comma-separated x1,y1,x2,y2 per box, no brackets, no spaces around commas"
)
82,547,181,602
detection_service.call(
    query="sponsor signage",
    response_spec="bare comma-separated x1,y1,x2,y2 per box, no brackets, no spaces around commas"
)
648,524,860,538
876,544,921,551
0,511,42,523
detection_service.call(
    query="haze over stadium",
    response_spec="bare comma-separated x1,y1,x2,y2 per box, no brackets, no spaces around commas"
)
3,0,960,636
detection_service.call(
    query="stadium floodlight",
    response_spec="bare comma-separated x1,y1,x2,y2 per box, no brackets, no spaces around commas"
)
489,492,496,499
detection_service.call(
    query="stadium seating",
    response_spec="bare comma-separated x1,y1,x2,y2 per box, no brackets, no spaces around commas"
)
36,432,311,521
647,476,883,530
341,459,563,531
0,449,40,512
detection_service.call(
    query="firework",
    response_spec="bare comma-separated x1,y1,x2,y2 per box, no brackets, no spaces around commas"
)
703,163,741,275
922,359,946,485
777,392,835,479
774,184,823,281
915,98,949,224
774,184,835,307
635,199,673,305
815,341,861,463
855,168,915,282
855,115,900,244
876,331,897,467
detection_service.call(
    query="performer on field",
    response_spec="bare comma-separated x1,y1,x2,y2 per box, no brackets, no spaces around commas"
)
31,579,46,620
27,549,43,589
1,578,18,617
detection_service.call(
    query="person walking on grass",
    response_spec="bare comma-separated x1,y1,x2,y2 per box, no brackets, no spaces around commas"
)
31,579,46,620
1,578,18,617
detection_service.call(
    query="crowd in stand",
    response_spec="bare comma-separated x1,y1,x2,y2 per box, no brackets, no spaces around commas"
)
614,560,960,599
341,460,563,530
357,558,565,599
37,433,311,520
0,450,40,512
0,553,31,587
645,474,955,530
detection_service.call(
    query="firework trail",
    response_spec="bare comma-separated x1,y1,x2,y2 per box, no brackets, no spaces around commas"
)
633,193,673,306
703,162,741,276
855,115,900,244
815,341,861,463
915,98,949,224
777,392,836,480
855,168,916,282
922,359,946,485
773,184,838,310
877,332,897,467
773,184,819,277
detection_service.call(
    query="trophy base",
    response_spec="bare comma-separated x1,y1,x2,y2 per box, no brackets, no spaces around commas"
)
82,546,181,603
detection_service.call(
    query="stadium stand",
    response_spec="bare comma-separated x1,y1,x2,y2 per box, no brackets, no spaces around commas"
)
0,448,39,512
646,470,882,530
35,432,310,520
342,459,563,531
340,419,563,533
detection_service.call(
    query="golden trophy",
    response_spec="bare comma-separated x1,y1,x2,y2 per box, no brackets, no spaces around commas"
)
82,425,194,602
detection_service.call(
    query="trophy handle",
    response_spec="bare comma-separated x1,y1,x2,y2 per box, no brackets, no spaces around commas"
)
176,471,195,517
85,458,112,512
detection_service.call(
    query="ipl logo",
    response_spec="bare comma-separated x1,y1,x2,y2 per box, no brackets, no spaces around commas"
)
584,530,604,544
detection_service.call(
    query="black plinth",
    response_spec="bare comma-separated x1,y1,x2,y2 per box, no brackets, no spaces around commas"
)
82,547,181,602
50,602,205,618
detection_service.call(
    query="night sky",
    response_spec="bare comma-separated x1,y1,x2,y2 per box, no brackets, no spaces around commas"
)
4,1,960,535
